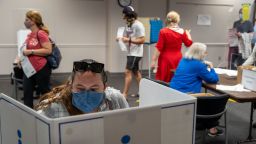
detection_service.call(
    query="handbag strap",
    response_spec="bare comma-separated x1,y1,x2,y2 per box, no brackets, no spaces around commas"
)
36,30,54,46
36,30,42,47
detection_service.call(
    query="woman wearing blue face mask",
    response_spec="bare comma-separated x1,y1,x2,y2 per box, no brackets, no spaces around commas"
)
35,59,129,118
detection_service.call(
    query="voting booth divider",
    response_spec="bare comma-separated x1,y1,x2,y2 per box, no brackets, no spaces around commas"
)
138,17,163,44
0,78,196,144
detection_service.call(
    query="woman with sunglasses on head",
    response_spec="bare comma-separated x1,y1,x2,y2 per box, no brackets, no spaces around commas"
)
35,59,129,118
20,10,52,108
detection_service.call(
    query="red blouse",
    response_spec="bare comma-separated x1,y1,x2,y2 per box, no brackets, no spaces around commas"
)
26,30,50,72
155,27,193,82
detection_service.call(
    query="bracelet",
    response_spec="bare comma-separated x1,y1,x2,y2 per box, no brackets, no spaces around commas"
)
31,49,34,55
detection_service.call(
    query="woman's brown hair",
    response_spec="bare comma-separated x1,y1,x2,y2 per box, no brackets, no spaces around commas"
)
34,81,84,115
26,10,50,34
34,60,108,116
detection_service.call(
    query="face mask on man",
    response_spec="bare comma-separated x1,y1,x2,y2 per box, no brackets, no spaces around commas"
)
239,13,243,20
24,21,33,29
72,90,104,113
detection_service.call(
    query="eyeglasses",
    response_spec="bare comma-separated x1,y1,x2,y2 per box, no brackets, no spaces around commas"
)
73,61,104,73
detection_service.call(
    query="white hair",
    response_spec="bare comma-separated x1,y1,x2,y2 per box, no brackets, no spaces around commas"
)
184,42,207,60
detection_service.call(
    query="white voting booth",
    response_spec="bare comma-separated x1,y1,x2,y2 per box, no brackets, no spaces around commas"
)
0,78,196,144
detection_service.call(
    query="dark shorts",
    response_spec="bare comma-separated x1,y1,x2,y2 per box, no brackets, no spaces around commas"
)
126,56,142,72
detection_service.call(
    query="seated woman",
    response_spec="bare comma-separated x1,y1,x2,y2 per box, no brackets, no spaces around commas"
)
170,42,218,93
35,59,129,118
170,42,222,136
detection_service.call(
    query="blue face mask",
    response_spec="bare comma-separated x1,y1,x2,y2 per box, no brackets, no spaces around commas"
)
72,90,104,113
239,13,243,20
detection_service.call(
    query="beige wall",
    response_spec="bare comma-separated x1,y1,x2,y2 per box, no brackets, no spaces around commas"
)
0,0,107,75
169,0,254,67
0,0,254,75
106,0,167,73
0,0,167,75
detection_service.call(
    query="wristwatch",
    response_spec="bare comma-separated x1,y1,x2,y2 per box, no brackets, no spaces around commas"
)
31,49,34,55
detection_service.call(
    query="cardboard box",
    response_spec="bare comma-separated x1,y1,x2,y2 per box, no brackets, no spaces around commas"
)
237,66,256,83
242,69,256,91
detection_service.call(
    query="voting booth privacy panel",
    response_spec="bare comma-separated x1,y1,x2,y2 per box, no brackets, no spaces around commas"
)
0,78,196,144
138,17,163,44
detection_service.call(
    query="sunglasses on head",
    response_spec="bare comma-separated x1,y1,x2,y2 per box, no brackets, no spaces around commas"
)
73,61,104,73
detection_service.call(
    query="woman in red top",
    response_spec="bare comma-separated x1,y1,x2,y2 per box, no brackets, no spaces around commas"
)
151,11,193,83
22,10,52,108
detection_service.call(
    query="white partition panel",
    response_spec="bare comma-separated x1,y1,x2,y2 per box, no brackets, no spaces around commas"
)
0,94,51,144
59,118,104,144
162,104,195,144
139,78,196,107
0,78,196,144
36,119,51,144
139,78,196,144
104,107,161,144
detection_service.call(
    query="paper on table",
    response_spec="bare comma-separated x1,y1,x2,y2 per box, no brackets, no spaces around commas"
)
214,68,237,77
216,84,251,92
116,27,127,51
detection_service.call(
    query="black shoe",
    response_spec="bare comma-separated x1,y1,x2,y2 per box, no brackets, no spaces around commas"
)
130,94,139,97
207,128,224,137
33,95,40,99
253,122,256,128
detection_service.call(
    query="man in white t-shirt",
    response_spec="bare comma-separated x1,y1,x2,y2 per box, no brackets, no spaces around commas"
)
118,6,145,98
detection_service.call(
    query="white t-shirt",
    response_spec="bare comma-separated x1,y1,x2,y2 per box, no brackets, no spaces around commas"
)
124,20,145,57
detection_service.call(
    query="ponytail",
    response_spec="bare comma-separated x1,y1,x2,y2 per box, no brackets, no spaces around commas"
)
38,23,50,35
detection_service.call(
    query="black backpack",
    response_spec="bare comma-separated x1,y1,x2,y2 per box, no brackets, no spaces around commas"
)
47,39,62,69
37,32,62,70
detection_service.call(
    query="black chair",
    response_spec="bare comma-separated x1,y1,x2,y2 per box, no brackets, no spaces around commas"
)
11,64,40,100
195,94,229,144
11,65,24,100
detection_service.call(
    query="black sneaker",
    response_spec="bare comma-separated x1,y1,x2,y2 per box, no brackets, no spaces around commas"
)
253,122,256,128
207,128,224,137
130,94,139,97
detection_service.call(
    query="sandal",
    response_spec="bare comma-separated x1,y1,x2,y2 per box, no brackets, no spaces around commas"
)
207,127,224,137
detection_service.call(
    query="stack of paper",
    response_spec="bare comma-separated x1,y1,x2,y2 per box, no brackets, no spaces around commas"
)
216,84,251,92
116,27,127,51
214,68,238,77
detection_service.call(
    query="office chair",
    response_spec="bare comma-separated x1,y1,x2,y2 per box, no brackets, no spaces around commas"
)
230,53,245,70
11,65,40,100
11,65,24,100
195,94,229,144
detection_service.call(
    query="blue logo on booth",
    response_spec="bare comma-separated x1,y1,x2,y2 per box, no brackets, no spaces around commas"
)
17,129,22,144
17,129,22,138
121,135,131,144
